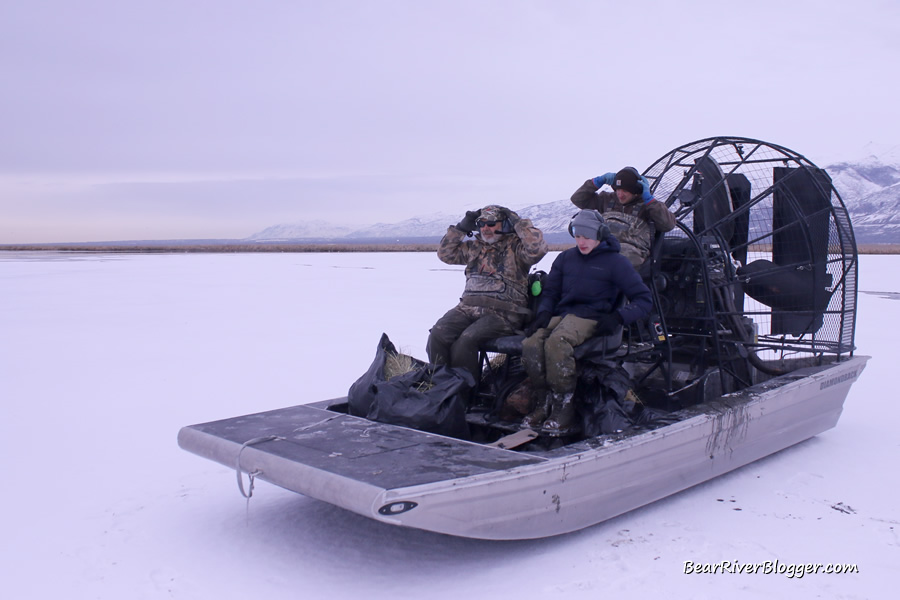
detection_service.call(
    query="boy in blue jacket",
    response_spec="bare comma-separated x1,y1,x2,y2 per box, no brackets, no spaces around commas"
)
521,209,653,434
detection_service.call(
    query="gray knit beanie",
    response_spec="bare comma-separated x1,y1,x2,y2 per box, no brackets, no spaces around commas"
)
569,209,610,240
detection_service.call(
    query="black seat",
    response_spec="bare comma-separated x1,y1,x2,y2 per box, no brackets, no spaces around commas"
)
480,334,526,355
478,291,628,386
479,327,624,360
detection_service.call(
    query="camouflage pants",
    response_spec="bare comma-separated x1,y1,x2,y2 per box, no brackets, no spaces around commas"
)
521,314,598,394
426,303,520,383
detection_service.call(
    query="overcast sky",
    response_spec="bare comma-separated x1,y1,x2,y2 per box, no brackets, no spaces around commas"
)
2,0,898,243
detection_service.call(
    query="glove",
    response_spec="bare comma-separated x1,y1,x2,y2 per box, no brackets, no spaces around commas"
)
594,311,623,335
500,207,521,227
455,209,481,234
639,175,653,203
524,312,552,337
592,172,616,188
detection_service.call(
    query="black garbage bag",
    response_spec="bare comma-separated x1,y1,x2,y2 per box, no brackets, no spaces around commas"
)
576,360,667,437
348,333,474,439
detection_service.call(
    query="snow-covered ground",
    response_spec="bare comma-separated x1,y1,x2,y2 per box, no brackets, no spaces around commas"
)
1,251,896,599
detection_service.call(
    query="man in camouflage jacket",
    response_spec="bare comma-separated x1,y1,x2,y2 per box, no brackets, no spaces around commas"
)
571,166,676,269
427,204,549,383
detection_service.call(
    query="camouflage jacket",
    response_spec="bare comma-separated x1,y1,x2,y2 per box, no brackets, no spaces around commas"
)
571,179,677,268
438,218,549,313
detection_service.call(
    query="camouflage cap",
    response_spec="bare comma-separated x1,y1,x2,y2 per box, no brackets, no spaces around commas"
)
480,205,505,221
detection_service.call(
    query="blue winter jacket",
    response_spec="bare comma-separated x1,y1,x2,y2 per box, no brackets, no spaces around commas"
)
537,237,653,324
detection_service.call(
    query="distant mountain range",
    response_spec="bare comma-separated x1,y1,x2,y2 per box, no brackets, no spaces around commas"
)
826,154,900,243
247,154,900,245
245,202,580,245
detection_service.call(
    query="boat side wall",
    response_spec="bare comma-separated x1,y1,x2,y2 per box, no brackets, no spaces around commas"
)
374,355,869,539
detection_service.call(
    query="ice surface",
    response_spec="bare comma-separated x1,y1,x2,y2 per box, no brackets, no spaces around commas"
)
1,251,895,599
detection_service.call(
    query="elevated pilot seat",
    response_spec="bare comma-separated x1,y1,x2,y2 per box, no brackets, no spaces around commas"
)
474,297,628,425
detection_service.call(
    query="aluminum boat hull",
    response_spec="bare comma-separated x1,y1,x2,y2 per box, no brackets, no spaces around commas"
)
178,355,868,540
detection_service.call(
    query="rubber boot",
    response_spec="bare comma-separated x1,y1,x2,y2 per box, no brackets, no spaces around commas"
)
520,389,550,430
542,391,578,435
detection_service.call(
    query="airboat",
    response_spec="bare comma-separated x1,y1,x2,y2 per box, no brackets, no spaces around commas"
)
178,137,869,540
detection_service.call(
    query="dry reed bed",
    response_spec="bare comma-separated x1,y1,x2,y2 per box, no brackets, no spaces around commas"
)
1,243,897,254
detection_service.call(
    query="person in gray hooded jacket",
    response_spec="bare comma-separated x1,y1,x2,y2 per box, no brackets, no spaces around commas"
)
520,209,652,434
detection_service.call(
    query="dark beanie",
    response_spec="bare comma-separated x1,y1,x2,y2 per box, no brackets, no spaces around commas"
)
614,167,642,195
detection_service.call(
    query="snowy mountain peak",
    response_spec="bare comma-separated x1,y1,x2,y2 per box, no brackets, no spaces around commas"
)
247,220,358,241
857,142,900,165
